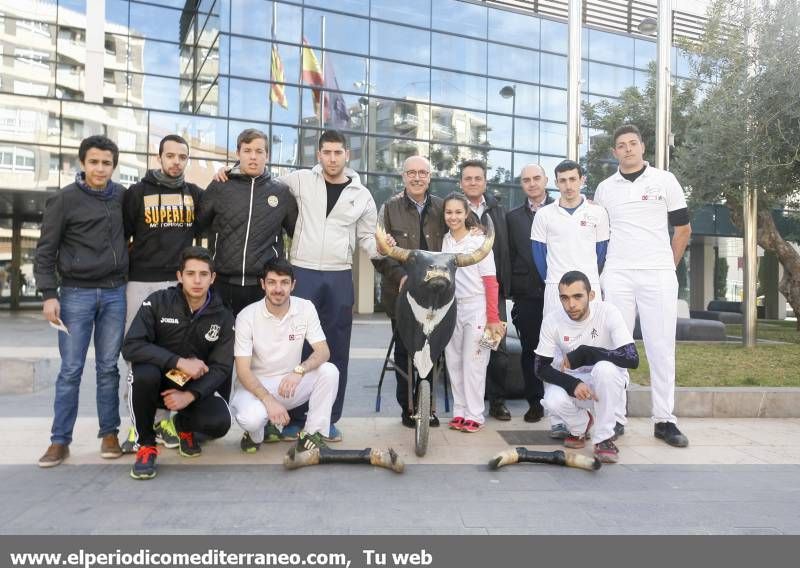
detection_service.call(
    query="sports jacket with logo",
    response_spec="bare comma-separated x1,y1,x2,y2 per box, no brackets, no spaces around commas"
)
122,285,235,401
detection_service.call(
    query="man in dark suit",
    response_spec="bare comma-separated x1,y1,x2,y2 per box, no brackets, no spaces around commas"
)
506,164,554,423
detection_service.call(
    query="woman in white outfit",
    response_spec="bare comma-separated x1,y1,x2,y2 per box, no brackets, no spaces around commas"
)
441,193,505,433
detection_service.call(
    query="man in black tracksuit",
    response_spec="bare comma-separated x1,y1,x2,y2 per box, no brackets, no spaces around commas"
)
460,160,513,420
507,164,554,422
197,128,297,316
123,246,234,480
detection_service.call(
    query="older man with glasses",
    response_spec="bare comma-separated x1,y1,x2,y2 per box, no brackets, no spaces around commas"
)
373,156,447,428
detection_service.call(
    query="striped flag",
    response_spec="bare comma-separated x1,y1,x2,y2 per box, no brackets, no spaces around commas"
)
301,39,324,116
270,44,288,109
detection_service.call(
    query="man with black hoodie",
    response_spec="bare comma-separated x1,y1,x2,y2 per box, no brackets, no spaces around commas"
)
123,246,234,480
35,135,128,468
460,159,513,421
197,128,297,317
120,134,203,453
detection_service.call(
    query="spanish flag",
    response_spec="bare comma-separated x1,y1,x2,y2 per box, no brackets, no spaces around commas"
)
270,44,288,109
301,39,324,115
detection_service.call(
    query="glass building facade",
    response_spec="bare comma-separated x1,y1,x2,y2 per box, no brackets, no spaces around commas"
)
0,0,713,310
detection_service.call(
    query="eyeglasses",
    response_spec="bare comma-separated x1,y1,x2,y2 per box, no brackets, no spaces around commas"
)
404,170,430,179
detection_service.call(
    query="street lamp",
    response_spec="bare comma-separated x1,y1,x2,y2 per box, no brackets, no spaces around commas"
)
499,84,516,159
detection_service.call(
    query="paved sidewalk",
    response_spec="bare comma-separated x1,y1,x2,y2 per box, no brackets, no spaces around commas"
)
2,312,800,534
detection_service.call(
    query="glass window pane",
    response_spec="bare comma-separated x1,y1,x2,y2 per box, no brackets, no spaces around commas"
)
370,137,428,174
324,52,368,95
635,38,656,69
540,87,567,122
368,174,406,207
273,3,302,43
269,125,300,169
429,176,458,199
140,39,181,77
371,0,431,28
321,91,363,131
228,119,270,155
371,21,430,66
432,33,486,75
488,43,537,82
487,81,538,118
105,0,129,28
304,0,368,16
540,18,567,54
432,0,486,38
372,99,429,140
486,113,512,150
588,29,634,67
488,8,538,49
303,9,368,55
430,143,489,177
228,78,270,121
229,37,268,79
269,43,300,88
111,152,148,186
270,84,300,125
540,121,567,156
230,0,270,38
514,117,538,153
129,3,182,43
587,62,634,97
634,70,650,91
486,149,512,183
430,106,486,146
431,69,486,111
148,111,228,159
540,52,567,88
132,75,183,111
371,59,430,101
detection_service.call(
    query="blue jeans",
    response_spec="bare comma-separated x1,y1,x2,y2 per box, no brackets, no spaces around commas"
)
51,286,126,445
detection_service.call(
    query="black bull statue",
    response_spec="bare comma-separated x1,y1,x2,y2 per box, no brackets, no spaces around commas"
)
375,218,495,379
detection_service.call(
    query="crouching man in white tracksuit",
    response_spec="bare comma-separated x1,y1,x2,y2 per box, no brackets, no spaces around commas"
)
230,258,339,453
535,271,639,463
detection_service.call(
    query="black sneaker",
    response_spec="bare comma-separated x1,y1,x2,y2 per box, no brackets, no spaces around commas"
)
429,413,440,427
130,446,159,480
296,431,327,453
240,432,261,454
178,430,201,457
654,422,689,447
401,412,415,428
489,400,511,421
613,422,625,440
524,401,545,423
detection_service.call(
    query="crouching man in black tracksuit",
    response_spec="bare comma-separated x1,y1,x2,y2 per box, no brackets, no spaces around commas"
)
122,246,235,480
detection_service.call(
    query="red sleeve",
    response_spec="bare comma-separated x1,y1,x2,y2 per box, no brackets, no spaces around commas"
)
482,275,500,324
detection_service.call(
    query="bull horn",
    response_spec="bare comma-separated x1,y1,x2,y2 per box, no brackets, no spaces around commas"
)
455,215,495,267
376,222,410,263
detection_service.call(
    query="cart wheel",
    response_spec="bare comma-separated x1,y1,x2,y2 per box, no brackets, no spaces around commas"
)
414,379,431,457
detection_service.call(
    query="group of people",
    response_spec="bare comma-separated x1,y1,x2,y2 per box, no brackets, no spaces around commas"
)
33,122,691,478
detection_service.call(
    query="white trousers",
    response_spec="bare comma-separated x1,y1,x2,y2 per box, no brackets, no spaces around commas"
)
543,281,602,317
230,362,339,442
601,269,678,423
445,297,491,424
123,280,175,422
542,361,628,444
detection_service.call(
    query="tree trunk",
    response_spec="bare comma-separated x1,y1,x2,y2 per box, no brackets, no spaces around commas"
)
730,203,800,330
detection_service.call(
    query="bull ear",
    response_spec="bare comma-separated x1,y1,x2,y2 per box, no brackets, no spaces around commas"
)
454,216,495,267
376,222,411,263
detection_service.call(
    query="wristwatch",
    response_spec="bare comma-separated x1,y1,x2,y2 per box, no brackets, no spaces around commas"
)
293,365,306,376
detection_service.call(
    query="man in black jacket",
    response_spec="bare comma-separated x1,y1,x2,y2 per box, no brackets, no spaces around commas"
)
460,160,512,421
120,134,204,453
35,135,128,468
506,164,554,423
123,247,234,480
197,128,297,316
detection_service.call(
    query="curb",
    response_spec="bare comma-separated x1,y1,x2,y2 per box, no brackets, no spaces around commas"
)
627,384,800,418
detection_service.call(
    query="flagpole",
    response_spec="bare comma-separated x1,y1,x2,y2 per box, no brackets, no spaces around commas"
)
319,16,326,127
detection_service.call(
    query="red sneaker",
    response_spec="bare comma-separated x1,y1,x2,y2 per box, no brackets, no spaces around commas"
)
564,412,593,449
448,416,465,431
460,420,483,433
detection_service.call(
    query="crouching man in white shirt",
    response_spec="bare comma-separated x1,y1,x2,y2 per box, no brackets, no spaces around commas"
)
231,258,339,453
535,271,639,464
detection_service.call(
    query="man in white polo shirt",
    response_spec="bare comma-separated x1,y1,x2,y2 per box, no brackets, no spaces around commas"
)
230,258,339,453
535,271,639,464
531,159,609,316
594,124,692,448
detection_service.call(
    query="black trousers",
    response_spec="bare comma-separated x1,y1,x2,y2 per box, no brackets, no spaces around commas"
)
213,280,264,318
510,296,546,404
484,294,509,403
129,363,231,447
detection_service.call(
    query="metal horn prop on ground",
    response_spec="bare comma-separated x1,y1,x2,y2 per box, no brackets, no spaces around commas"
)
284,447,405,473
488,448,601,472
